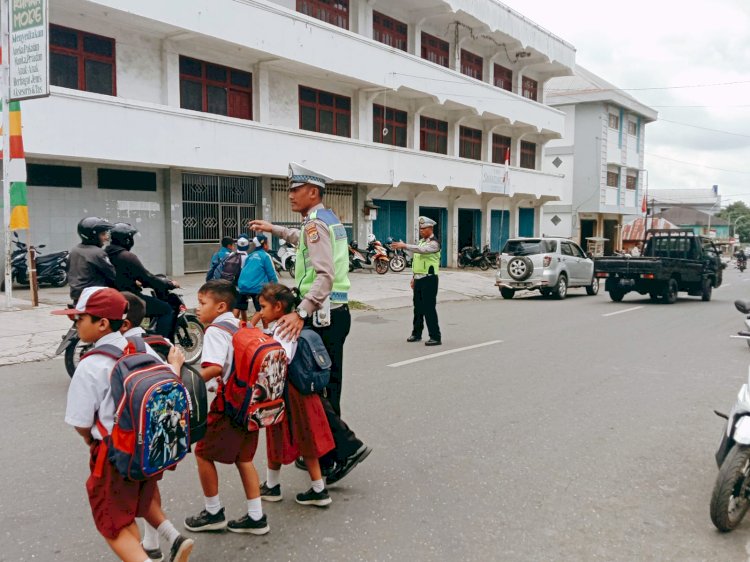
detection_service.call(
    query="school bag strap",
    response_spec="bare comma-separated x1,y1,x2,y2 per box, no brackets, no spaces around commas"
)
210,320,239,336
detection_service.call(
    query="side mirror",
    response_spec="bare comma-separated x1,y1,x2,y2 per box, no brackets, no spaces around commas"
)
38,244,46,249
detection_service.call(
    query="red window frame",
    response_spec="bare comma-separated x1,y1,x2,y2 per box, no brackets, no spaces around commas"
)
520,141,536,169
607,171,620,187
297,0,349,30
522,76,538,101
420,116,448,155
492,134,511,164
459,126,482,160
179,56,253,120
49,24,116,95
461,50,483,80
626,174,637,190
494,64,513,92
299,86,351,138
373,11,408,52
373,104,408,147
421,32,449,68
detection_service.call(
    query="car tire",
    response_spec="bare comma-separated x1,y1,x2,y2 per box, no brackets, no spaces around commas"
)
500,288,515,300
507,257,533,281
702,278,713,302
553,273,568,300
586,277,599,296
662,278,678,304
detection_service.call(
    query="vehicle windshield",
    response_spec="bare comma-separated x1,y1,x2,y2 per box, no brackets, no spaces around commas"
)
502,239,557,256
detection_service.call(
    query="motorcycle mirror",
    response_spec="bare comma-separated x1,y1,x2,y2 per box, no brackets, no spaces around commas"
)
12,232,18,239
38,244,46,249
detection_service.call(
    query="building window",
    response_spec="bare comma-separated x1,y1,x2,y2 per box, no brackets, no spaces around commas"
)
628,121,638,135
494,64,513,92
608,113,620,129
297,0,349,29
50,25,116,95
461,50,483,80
421,32,449,68
459,126,482,160
492,134,511,164
373,105,407,147
626,174,637,190
299,86,351,138
373,11,407,51
520,141,536,169
27,164,83,188
607,171,620,188
179,56,252,120
98,169,157,192
522,77,538,101
420,116,448,155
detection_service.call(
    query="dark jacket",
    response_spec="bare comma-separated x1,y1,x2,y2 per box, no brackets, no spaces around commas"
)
68,243,117,300
105,244,173,295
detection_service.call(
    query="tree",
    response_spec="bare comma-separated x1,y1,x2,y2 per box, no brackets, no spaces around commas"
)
718,202,750,243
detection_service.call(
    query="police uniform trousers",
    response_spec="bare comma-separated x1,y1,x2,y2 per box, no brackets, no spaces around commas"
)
311,305,363,467
412,274,441,341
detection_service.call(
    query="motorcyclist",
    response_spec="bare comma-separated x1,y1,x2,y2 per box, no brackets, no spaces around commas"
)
68,217,116,301
105,223,178,339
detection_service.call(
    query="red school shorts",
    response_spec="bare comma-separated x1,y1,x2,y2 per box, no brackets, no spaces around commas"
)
86,441,160,540
195,396,259,465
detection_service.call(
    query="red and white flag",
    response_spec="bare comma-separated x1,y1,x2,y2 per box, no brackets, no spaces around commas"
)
641,195,647,214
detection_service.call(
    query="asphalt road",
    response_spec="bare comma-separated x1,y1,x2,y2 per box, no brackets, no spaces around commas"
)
4,268,750,561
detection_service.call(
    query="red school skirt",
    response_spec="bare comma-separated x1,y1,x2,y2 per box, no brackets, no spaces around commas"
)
195,395,259,465
266,386,335,464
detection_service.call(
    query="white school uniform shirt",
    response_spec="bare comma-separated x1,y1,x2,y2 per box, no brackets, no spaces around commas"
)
64,331,128,440
201,312,240,388
265,323,297,365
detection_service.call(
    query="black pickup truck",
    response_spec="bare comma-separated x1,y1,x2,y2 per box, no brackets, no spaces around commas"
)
594,229,724,304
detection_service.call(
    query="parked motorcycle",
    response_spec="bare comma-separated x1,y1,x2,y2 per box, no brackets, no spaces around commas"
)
276,239,297,277
458,245,490,270
710,365,750,531
1,231,68,290
482,244,499,269
57,281,204,378
349,241,389,274
383,237,411,273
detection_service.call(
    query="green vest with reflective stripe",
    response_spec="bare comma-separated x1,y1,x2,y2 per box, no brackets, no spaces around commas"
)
296,208,351,303
412,238,440,275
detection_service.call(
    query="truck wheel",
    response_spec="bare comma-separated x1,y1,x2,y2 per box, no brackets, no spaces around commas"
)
662,278,678,304
609,288,625,302
500,288,515,300
702,278,713,301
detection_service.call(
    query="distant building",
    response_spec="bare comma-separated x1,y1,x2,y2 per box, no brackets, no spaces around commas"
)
647,187,722,216
653,207,730,240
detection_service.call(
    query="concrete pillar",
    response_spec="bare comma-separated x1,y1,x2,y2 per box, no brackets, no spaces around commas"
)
260,176,273,221
254,63,271,124
164,168,184,276
412,109,423,151
449,119,459,157
162,41,179,107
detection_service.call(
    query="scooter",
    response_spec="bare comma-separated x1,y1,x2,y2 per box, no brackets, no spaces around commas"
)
276,239,296,277
383,237,411,273
1,232,69,290
482,244,499,269
349,241,389,274
738,258,747,273
458,246,490,270
57,281,204,378
710,365,750,531
732,300,750,350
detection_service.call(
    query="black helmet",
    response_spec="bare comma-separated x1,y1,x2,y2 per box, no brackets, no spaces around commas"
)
351,241,359,250
77,217,114,246
110,222,138,250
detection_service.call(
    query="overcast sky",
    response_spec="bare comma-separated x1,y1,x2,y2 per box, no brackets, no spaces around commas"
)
501,0,750,206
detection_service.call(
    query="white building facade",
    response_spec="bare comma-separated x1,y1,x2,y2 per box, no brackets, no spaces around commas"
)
18,0,576,273
541,66,657,255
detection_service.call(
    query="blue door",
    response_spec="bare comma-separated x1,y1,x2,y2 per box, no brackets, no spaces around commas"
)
518,208,535,237
490,210,510,251
373,199,407,243
419,206,448,267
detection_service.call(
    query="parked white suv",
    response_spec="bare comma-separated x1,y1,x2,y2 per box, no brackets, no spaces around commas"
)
495,237,599,300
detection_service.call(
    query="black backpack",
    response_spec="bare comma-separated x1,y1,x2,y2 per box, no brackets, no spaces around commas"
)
288,328,331,394
216,251,244,284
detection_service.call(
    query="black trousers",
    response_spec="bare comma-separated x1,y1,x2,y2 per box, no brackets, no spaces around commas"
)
140,294,174,339
412,275,441,340
312,306,363,464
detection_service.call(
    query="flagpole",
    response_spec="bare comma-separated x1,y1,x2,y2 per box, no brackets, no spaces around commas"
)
2,0,11,308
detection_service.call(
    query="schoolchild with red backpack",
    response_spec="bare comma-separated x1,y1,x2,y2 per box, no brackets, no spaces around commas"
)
184,280,280,536
253,283,335,507
55,287,193,562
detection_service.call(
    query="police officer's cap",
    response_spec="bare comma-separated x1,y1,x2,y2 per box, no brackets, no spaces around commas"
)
288,162,333,194
418,216,437,228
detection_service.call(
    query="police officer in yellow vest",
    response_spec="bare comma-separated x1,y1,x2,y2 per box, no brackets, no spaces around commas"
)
249,162,371,485
391,216,442,346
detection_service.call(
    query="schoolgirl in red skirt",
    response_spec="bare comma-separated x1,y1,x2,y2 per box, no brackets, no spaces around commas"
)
254,283,335,507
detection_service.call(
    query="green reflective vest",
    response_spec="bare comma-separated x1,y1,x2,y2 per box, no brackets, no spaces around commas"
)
412,238,441,275
296,208,351,303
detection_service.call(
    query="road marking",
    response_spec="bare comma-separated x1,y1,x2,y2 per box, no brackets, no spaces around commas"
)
719,284,731,289
387,340,503,368
602,306,643,317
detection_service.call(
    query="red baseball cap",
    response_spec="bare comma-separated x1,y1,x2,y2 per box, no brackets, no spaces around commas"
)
52,287,128,320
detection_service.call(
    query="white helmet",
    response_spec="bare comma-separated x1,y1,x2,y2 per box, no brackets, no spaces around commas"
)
367,233,376,243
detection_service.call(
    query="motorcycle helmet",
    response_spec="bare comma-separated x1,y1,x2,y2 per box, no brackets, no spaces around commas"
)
367,233,376,244
386,237,394,244
110,223,139,250
77,217,114,246
351,241,359,250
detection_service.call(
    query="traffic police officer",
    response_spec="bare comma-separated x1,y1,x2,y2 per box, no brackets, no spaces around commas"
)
392,216,442,346
249,162,371,485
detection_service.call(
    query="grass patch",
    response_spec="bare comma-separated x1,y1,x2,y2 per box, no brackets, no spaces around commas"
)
348,300,373,311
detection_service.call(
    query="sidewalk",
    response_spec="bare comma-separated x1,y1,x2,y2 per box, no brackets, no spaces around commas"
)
0,268,499,366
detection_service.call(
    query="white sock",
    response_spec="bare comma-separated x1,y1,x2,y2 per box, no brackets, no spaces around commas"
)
142,520,160,550
157,520,180,547
247,497,263,521
143,559,151,562
204,494,222,515
266,468,281,488
311,478,325,493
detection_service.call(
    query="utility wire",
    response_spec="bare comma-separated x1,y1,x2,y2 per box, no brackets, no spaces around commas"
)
656,118,750,138
646,152,750,175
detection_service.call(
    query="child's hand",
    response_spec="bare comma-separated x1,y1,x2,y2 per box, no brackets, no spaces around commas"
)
168,345,185,374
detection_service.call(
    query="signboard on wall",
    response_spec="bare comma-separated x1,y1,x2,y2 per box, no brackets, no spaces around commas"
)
9,0,49,100
481,165,506,194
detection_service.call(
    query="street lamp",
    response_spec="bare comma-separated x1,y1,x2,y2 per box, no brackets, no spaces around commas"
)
734,215,750,238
